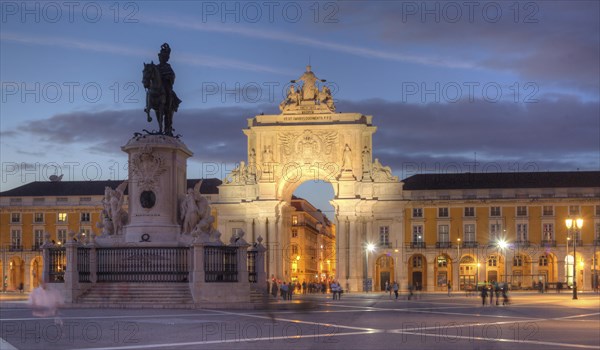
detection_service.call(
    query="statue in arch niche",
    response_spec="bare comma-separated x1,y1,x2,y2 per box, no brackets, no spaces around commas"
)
341,144,353,171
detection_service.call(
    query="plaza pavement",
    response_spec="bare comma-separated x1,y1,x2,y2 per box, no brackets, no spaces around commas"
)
1,291,599,350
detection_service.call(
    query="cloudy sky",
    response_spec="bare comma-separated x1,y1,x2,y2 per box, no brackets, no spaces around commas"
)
1,1,599,214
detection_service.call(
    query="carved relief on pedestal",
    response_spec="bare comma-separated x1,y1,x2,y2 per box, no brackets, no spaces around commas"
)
130,145,167,191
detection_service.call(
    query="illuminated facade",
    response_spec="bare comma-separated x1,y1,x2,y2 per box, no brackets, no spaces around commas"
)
289,197,336,283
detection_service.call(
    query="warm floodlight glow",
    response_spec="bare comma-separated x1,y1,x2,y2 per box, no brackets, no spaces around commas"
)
366,243,376,252
576,218,583,229
565,218,573,229
497,239,508,249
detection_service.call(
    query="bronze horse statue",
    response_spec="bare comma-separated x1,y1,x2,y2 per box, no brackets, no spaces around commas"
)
142,62,179,135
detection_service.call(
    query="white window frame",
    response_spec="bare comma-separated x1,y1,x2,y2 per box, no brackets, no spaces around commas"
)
464,223,476,242
490,207,501,217
438,224,449,243
517,223,528,242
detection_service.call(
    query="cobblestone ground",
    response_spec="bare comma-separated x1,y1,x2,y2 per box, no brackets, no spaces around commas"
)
1,291,599,350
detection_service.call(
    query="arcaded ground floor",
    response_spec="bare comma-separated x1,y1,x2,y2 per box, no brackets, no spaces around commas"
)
1,291,599,350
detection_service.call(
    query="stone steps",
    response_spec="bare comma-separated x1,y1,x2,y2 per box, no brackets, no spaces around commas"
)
77,283,193,305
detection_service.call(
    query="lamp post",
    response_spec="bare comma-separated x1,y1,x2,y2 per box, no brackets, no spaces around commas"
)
565,218,583,300
365,243,375,292
476,262,481,289
497,239,508,285
456,238,461,290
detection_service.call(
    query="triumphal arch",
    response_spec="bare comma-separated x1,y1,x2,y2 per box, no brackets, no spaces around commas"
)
217,66,405,292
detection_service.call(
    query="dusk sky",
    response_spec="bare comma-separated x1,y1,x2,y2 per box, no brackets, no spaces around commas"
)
1,1,599,215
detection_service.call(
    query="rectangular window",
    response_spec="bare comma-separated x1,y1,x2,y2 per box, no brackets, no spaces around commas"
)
58,212,67,223
79,197,92,202
291,229,298,238
80,212,91,222
11,229,22,249
464,207,475,217
56,197,68,203
34,229,44,249
488,256,497,267
514,255,523,267
11,213,21,223
516,206,528,216
542,206,554,216
34,212,44,223
438,207,449,218
379,226,390,246
464,224,476,242
539,255,548,266
292,215,298,225
517,223,528,242
542,223,554,241
596,205,600,216
490,207,501,217
569,205,580,216
595,223,600,241
291,245,298,256
412,208,423,218
412,256,422,268
33,197,45,203
57,229,67,244
490,223,502,242
438,225,449,242
412,225,424,242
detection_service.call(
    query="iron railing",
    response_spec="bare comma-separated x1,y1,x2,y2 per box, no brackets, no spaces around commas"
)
48,247,66,283
96,247,189,282
204,246,238,282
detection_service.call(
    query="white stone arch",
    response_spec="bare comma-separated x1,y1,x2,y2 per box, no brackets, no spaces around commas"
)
217,68,404,292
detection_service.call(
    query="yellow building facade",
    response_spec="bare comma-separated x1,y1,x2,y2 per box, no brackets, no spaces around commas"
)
288,197,336,284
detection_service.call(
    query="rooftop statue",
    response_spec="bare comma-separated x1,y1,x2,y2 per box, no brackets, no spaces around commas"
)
279,65,335,113
142,43,182,136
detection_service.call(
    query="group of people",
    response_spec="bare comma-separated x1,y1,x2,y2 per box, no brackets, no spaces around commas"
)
479,281,510,306
269,280,296,300
330,281,343,300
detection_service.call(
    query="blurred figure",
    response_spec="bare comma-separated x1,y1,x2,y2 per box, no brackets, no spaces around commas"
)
28,282,64,324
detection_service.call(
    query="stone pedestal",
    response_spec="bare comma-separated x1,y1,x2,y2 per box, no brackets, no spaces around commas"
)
122,135,193,245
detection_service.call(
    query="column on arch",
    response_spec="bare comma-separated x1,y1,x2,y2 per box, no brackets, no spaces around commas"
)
336,216,349,290
267,217,282,280
348,216,360,292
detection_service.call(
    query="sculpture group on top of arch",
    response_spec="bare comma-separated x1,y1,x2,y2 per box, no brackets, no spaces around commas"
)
279,65,336,114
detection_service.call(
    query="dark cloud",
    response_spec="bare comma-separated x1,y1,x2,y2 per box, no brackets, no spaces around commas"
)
339,1,600,94
10,94,600,175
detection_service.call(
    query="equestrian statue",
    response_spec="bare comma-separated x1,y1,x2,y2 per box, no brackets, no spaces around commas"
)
142,43,182,136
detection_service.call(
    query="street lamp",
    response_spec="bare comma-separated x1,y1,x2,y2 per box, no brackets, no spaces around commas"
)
456,238,461,291
497,239,508,285
365,243,375,292
565,218,583,300
476,262,481,289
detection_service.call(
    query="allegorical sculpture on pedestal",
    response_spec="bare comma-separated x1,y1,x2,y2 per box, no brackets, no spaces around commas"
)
142,43,182,136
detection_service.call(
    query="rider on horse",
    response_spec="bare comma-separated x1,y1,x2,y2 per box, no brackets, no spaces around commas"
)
145,43,181,136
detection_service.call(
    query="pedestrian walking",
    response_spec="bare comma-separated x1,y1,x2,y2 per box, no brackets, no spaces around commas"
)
557,282,562,293
489,284,494,305
480,285,487,306
502,286,510,305
393,281,399,300
447,281,452,297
